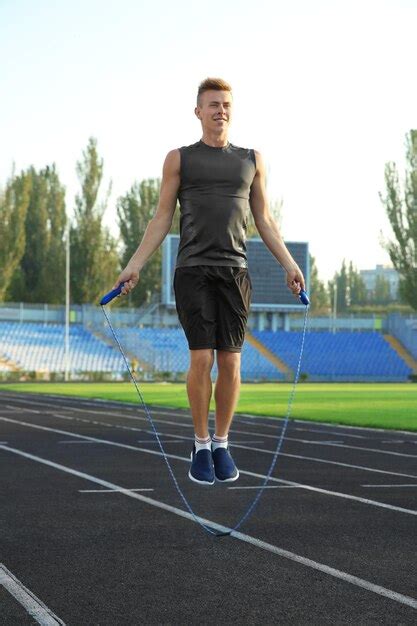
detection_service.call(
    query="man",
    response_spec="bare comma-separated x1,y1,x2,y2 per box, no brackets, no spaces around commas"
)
112,77,306,485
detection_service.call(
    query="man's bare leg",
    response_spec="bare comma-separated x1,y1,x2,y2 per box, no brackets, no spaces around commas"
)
214,350,241,437
186,348,215,438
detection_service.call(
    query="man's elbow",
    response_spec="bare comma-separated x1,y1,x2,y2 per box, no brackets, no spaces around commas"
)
255,216,273,234
151,214,173,233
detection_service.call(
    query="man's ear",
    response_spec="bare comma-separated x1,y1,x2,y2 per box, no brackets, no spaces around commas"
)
194,106,201,119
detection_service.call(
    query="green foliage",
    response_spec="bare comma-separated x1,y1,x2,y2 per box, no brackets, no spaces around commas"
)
16,167,48,302
43,165,67,303
70,137,119,304
116,179,163,307
348,261,368,306
4,130,416,316
374,274,391,305
0,167,31,301
380,129,417,311
309,254,329,313
328,260,369,313
6,164,66,303
328,259,348,313
348,302,413,315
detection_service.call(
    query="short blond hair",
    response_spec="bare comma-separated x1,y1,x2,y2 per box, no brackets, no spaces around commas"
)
197,77,232,106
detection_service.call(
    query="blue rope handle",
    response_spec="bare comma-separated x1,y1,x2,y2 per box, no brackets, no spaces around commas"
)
100,281,127,305
99,287,310,537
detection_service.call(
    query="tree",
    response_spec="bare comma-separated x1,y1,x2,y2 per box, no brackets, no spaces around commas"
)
116,178,164,306
348,261,367,306
328,259,349,313
70,137,119,304
309,254,329,313
379,129,417,310
373,275,391,305
0,167,31,301
6,165,67,303
40,164,67,303
12,166,49,302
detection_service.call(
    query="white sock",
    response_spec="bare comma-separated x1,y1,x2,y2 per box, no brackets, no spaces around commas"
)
195,435,211,453
212,434,228,450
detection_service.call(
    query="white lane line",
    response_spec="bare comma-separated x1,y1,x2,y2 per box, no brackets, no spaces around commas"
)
136,437,264,445
79,488,154,493
224,443,417,481
134,439,187,444
58,440,98,444
4,402,41,414
298,440,342,445
135,429,417,482
5,394,417,456
1,416,416,517
362,484,417,489
48,409,417,480
1,444,416,611
133,448,417,516
46,405,417,458
46,409,417,456
0,563,65,625
54,409,263,447
11,400,417,478
3,391,417,438
15,398,417,448
294,426,367,439
228,485,300,490
55,409,270,447
57,439,186,445
296,440,417,460
382,440,405,444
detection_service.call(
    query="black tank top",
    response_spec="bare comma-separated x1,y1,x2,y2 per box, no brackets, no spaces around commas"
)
175,139,256,268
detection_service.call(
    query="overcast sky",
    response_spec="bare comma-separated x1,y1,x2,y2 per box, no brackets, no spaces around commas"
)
1,0,416,282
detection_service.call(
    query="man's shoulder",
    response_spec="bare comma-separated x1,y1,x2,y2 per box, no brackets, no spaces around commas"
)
178,140,252,150
177,140,256,164
229,141,251,150
178,141,201,152
230,143,257,168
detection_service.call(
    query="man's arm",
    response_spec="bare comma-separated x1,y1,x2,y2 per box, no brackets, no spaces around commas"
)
249,150,305,295
112,149,180,294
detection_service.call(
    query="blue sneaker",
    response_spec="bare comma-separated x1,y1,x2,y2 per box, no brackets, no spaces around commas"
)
212,445,239,482
188,445,215,485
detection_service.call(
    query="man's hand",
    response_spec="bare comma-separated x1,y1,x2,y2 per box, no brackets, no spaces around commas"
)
286,265,306,298
112,265,140,296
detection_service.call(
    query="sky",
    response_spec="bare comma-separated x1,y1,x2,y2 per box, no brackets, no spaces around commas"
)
1,0,416,282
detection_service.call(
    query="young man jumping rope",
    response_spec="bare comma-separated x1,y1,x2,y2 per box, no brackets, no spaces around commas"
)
112,77,306,485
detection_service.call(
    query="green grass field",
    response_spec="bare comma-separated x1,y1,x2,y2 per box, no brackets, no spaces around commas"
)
1,382,417,431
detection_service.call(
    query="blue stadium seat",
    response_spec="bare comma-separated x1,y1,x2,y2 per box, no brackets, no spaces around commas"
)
251,330,412,381
0,322,412,381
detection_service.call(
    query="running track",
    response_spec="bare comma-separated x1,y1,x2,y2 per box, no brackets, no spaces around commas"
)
1,390,416,624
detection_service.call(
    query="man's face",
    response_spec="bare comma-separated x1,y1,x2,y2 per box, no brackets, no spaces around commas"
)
195,90,232,132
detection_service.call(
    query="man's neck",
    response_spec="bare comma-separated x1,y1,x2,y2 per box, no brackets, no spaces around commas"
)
200,132,229,148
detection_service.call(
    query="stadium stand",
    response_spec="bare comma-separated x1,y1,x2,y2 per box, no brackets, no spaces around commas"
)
0,320,414,382
252,329,413,381
100,326,286,382
0,322,124,374
387,313,417,360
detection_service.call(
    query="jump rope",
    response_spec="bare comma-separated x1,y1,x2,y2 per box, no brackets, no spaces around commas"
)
100,280,310,537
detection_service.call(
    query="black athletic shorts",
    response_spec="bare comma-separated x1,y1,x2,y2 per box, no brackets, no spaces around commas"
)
173,265,252,352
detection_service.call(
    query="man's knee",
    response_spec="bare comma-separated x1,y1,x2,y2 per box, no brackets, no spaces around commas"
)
189,348,215,372
216,349,241,372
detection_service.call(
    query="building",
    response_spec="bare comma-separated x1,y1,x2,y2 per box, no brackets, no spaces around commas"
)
360,264,399,300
